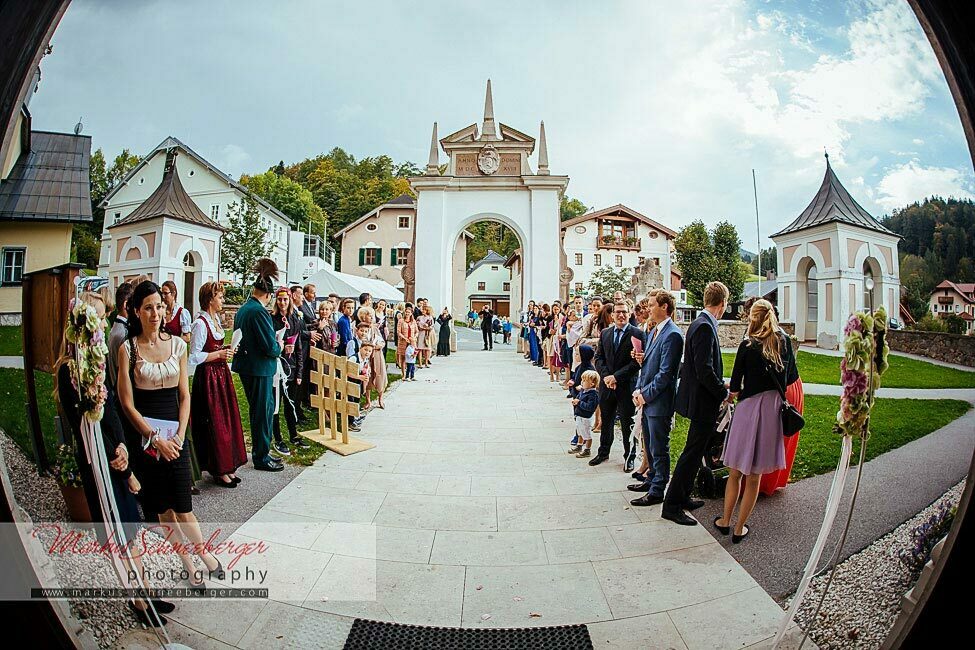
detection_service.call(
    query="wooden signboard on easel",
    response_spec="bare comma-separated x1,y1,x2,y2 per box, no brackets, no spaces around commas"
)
300,347,374,456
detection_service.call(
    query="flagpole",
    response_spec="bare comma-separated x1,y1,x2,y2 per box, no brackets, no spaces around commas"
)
753,169,761,295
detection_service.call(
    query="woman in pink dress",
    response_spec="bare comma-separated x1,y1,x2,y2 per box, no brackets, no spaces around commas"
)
415,305,434,368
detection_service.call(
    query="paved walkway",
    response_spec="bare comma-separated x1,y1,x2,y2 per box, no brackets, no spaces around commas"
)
158,328,800,649
0,356,23,369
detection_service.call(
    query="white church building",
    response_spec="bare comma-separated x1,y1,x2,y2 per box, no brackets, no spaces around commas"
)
772,154,901,348
97,136,333,304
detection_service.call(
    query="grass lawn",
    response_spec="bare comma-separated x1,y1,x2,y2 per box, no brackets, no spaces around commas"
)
0,326,23,356
0,368,59,462
668,395,970,482
721,349,975,389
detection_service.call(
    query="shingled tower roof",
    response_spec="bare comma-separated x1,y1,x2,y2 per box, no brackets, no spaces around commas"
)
772,153,895,238
109,149,223,230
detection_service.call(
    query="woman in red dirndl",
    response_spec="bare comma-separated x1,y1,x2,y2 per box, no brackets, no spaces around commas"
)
759,336,804,496
189,282,247,487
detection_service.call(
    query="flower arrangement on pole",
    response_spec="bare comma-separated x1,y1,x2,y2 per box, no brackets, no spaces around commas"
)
835,305,889,439
64,297,109,423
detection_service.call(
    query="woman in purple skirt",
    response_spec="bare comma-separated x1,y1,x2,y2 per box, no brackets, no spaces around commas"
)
714,299,793,544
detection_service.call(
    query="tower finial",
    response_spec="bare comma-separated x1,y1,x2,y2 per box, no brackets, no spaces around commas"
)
481,79,498,141
537,121,550,175
425,122,439,175
824,148,829,161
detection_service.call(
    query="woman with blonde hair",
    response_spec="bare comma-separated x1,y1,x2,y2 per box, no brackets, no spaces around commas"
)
358,306,388,409
714,299,796,544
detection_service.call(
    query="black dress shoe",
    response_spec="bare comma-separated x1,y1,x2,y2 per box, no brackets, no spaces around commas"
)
732,525,751,544
713,516,730,536
588,454,608,467
631,471,647,481
190,485,201,496
685,499,705,511
128,601,167,627
214,477,237,488
661,510,698,526
624,458,635,473
231,476,241,485
150,598,175,614
254,461,284,472
631,494,665,507
627,482,652,492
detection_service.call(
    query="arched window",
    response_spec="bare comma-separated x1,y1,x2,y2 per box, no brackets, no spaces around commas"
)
863,260,875,308
806,264,818,321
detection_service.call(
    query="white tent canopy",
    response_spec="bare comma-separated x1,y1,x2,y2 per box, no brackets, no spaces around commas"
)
302,266,405,303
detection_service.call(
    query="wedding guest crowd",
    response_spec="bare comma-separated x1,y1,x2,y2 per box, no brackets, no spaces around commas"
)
515,280,803,537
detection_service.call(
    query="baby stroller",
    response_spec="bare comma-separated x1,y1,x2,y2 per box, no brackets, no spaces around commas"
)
695,401,733,499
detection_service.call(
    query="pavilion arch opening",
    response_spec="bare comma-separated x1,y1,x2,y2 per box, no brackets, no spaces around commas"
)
182,250,202,313
796,256,819,342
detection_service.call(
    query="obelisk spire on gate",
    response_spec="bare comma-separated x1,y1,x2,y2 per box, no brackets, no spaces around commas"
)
481,79,498,141
538,121,550,175
425,122,439,175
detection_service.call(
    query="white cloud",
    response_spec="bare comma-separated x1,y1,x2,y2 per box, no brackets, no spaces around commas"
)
912,138,924,145
875,160,974,209
215,144,251,176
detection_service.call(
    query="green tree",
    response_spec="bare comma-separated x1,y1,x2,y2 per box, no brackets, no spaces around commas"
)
758,246,777,274
466,221,519,266
673,221,716,306
220,195,274,286
240,170,326,234
587,265,632,298
560,196,588,221
713,221,747,302
73,147,141,269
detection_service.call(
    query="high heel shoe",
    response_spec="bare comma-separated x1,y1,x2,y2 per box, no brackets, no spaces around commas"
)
206,556,226,581
713,516,730,536
732,525,750,544
129,601,167,627
150,598,175,614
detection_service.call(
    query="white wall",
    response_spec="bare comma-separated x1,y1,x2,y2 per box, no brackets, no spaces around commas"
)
562,219,673,296
466,263,511,298
98,146,292,284
414,181,562,312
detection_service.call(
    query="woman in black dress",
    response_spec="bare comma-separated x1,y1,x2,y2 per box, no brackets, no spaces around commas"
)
55,288,174,627
117,281,224,591
436,307,452,357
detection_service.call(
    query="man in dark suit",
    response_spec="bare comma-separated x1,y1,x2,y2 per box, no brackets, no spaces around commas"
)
480,305,494,350
663,281,730,525
629,291,684,505
589,300,646,470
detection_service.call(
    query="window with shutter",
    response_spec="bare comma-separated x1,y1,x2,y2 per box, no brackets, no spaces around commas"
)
390,249,398,266
376,249,382,266
359,248,365,266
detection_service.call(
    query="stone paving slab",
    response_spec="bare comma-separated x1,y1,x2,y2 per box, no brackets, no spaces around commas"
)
185,330,790,646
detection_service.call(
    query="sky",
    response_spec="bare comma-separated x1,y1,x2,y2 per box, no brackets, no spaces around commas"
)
29,0,975,250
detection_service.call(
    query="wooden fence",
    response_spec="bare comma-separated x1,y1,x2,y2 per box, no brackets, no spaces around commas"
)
300,347,374,455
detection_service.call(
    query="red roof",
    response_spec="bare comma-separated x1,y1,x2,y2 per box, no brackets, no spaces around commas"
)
934,280,975,303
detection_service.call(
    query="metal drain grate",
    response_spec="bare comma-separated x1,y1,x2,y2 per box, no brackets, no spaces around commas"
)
343,619,594,650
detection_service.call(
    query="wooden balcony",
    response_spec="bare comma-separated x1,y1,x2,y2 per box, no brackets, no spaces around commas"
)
597,235,641,251
937,296,954,305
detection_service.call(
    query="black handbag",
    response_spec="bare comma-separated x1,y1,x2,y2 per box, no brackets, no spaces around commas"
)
765,360,804,437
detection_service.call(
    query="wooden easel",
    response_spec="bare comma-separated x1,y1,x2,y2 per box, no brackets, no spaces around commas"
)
299,347,374,455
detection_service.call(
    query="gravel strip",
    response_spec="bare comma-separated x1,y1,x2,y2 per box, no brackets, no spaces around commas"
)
790,480,965,649
0,431,303,648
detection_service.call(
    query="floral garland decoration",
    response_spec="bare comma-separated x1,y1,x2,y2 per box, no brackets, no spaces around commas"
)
835,305,889,439
64,298,109,422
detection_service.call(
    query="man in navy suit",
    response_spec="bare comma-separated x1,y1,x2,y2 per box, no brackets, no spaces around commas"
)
589,300,646,469
628,291,684,505
663,281,730,525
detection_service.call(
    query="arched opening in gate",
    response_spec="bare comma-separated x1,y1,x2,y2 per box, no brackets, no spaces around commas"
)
451,217,521,320
182,250,201,313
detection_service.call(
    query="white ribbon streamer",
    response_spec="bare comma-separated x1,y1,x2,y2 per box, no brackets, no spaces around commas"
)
773,434,853,647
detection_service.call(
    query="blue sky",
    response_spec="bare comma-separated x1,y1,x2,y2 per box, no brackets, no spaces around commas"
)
29,0,974,248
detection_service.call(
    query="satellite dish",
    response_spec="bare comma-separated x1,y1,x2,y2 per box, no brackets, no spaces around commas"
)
73,117,83,135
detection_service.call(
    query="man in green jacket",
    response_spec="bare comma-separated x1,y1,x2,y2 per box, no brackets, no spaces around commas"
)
233,259,284,471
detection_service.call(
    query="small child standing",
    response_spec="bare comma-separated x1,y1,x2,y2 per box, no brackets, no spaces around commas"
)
347,341,373,431
404,344,417,381
569,370,600,458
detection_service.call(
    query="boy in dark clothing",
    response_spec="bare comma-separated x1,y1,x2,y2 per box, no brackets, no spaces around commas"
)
570,370,600,458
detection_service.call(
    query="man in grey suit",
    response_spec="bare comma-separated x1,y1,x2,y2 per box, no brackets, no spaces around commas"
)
628,291,684,505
